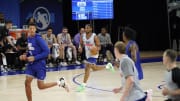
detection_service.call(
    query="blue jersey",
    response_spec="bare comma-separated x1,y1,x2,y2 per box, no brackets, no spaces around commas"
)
125,40,143,80
26,34,49,80
27,34,49,63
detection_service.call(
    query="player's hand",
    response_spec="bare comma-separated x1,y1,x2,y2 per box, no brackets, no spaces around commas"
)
78,47,82,53
120,96,126,101
113,87,122,94
27,56,35,62
19,55,27,61
162,87,169,96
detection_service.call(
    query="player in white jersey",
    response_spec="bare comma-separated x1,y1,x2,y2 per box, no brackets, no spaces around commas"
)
77,24,114,92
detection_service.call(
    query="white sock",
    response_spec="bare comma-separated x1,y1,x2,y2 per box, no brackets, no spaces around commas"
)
106,63,110,69
82,83,86,86
57,81,61,86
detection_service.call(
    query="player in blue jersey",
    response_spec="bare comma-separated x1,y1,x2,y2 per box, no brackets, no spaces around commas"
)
19,23,69,101
122,27,143,80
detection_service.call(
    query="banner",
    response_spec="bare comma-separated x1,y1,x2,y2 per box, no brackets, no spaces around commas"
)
20,0,63,35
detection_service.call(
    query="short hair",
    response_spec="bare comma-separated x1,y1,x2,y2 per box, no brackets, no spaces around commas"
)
101,27,107,30
123,27,136,40
47,26,53,30
164,49,177,62
5,20,12,24
114,41,126,54
85,24,93,28
28,23,36,28
62,27,68,30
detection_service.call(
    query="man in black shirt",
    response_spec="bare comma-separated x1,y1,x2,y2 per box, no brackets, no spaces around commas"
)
16,33,28,69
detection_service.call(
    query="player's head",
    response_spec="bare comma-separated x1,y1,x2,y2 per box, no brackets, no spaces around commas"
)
79,27,85,34
47,26,53,35
85,24,92,33
101,27,107,35
5,20,13,29
62,27,68,34
28,23,37,37
123,27,136,42
114,41,126,58
163,49,177,66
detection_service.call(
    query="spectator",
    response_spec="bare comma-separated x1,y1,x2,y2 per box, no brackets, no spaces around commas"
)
42,27,57,66
73,28,85,48
0,20,16,52
26,17,36,25
73,28,86,61
16,32,28,69
98,27,114,60
57,27,80,66
0,12,5,24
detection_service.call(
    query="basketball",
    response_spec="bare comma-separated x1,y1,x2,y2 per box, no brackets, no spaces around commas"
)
90,46,98,55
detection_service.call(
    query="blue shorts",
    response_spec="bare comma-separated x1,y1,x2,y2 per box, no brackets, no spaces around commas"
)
86,57,97,64
25,61,46,80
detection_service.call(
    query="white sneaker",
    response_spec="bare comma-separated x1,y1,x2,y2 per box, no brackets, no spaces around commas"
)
75,60,81,65
58,77,69,92
106,63,115,72
61,62,68,66
49,63,54,67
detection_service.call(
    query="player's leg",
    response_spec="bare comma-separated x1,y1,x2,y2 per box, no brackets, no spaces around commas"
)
25,76,33,101
36,67,69,92
69,45,80,64
83,63,91,83
77,63,91,92
77,58,114,92
59,45,64,60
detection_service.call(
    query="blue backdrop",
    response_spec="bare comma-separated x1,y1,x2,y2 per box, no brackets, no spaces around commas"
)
20,0,63,34
0,0,63,35
0,0,20,27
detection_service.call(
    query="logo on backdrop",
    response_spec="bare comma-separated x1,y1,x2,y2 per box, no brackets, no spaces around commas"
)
33,7,50,30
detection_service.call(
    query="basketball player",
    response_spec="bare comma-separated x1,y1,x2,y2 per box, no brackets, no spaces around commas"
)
42,27,57,66
112,41,146,101
77,24,114,92
20,23,69,101
162,49,180,101
122,27,143,80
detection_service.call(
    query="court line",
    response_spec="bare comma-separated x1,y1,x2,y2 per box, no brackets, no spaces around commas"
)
72,72,113,92
72,72,165,98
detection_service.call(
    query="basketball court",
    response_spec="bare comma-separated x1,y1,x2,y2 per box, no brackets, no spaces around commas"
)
0,55,176,101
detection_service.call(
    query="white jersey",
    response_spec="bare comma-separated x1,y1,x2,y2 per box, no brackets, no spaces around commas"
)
82,33,99,59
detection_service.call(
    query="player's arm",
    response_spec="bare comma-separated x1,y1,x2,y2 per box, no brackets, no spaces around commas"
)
121,76,134,99
121,59,135,100
130,44,137,62
94,35,101,51
107,34,113,45
53,34,57,43
169,89,180,96
34,37,49,61
67,33,73,45
57,34,61,45
78,35,84,53
162,87,180,96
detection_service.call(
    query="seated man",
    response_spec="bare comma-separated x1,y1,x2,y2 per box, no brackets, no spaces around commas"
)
57,27,80,66
98,27,114,61
73,27,86,61
42,27,57,67
16,32,28,69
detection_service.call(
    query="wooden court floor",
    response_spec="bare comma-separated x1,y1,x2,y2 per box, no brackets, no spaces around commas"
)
0,62,176,101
